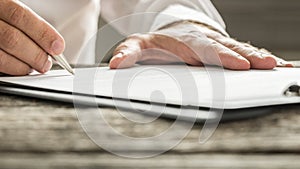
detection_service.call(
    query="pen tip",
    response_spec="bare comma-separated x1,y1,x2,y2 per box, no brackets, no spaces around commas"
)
66,68,75,75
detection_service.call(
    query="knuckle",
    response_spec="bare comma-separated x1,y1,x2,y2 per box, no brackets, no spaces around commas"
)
114,40,142,55
227,43,239,50
218,38,237,49
40,27,51,40
7,2,25,25
0,50,30,75
127,33,143,39
33,49,47,70
1,26,20,49
229,41,242,50
113,42,128,55
38,26,51,42
209,40,219,48
36,24,63,53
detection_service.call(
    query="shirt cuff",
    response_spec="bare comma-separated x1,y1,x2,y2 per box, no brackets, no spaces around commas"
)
150,4,229,37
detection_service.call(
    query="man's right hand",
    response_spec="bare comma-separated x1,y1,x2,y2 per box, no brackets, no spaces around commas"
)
0,0,65,75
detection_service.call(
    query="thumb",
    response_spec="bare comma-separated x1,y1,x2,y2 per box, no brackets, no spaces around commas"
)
109,35,144,69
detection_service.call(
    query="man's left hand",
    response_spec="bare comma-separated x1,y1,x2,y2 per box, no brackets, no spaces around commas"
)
109,22,293,70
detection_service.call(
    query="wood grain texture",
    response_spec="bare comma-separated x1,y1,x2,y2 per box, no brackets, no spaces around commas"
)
0,153,299,169
0,94,299,155
0,88,300,168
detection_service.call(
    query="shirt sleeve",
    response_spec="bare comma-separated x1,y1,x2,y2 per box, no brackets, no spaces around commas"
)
101,0,228,36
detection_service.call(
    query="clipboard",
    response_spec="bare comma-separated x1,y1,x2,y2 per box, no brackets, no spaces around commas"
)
0,65,299,122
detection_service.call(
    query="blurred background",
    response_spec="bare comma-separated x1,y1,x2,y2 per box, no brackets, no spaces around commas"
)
212,0,300,61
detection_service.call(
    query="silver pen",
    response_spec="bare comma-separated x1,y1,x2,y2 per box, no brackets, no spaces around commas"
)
50,54,75,75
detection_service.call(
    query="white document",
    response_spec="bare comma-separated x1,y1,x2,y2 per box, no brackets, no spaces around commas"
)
0,65,299,109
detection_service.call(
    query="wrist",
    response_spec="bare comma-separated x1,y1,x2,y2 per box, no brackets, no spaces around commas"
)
158,20,229,37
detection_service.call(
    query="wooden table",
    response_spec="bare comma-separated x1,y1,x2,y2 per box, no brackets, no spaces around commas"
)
0,91,299,169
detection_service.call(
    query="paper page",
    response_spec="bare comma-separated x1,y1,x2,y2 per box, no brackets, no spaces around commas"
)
0,65,299,109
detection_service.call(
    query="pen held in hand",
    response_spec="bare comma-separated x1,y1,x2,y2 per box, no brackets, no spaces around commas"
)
50,54,75,75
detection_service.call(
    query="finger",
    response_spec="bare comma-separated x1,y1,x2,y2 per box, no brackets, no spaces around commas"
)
0,49,31,76
154,23,250,69
236,43,294,68
0,20,52,73
137,34,203,66
110,35,143,69
194,24,277,69
110,34,203,69
213,37,277,69
258,48,294,67
0,0,65,55
272,57,294,67
201,39,251,70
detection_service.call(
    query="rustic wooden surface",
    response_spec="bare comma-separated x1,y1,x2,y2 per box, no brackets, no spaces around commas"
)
0,91,299,168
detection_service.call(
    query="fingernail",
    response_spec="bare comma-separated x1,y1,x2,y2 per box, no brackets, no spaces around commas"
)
285,63,294,67
43,57,53,72
51,39,64,55
281,61,294,67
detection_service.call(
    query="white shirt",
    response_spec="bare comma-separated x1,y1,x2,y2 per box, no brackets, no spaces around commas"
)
20,0,227,65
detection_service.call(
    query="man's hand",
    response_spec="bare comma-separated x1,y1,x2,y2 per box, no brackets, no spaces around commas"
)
0,0,65,75
110,22,293,70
